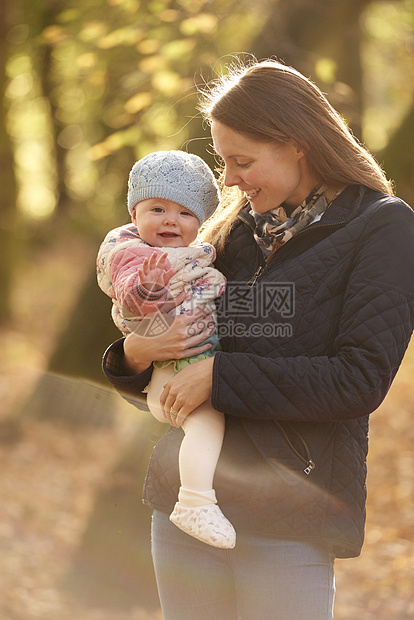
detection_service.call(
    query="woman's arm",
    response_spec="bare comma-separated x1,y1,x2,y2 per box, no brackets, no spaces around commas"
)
211,201,414,424
103,337,153,398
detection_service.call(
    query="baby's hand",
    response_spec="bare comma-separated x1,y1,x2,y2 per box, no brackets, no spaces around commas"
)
137,251,175,292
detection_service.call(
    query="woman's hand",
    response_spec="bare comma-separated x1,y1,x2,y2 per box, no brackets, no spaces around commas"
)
161,356,215,428
123,306,216,374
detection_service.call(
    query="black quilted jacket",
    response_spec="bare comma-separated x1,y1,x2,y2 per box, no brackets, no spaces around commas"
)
103,185,414,558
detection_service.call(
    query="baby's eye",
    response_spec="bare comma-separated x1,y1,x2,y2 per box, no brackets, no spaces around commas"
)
181,210,196,217
152,207,164,212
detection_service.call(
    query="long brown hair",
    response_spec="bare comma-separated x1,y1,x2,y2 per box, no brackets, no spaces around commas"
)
198,58,393,250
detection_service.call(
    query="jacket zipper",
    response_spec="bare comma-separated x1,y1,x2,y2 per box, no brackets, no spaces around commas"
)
246,264,265,287
275,421,316,475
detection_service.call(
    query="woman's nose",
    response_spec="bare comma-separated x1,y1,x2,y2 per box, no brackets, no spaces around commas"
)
223,166,241,187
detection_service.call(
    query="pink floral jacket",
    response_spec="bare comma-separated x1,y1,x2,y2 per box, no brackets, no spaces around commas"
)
97,223,226,334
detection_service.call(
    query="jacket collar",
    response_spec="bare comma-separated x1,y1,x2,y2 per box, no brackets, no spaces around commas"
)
318,184,367,225
237,184,378,231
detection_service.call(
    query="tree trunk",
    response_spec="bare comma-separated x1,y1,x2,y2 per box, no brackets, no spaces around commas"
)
250,0,369,139
0,0,18,323
379,104,414,205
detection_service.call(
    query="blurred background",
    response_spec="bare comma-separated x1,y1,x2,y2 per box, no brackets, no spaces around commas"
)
0,0,413,618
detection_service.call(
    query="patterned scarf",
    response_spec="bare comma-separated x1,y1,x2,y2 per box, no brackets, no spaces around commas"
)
251,185,333,257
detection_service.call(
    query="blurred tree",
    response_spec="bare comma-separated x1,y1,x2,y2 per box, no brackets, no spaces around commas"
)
380,104,414,204
362,0,414,205
25,0,73,218
250,0,414,202
250,0,370,138
0,0,18,322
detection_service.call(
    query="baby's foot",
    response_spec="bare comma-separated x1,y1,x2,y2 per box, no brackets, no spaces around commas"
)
170,503,236,549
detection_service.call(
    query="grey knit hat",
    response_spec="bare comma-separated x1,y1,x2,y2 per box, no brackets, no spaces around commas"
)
127,150,220,224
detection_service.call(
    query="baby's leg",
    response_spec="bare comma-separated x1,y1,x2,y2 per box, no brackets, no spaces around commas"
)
146,365,235,548
180,405,225,492
147,366,224,492
147,365,224,491
146,365,176,424
172,404,235,549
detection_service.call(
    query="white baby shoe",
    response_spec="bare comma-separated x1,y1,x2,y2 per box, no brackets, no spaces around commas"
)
170,503,236,549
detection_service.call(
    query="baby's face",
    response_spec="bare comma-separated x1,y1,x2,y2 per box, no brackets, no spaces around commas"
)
132,198,199,248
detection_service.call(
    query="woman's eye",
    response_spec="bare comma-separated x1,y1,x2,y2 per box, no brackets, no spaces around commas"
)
235,161,251,168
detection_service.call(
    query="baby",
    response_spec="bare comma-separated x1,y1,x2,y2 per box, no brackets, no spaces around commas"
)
97,151,236,549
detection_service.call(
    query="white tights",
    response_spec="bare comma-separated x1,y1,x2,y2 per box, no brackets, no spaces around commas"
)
146,365,225,504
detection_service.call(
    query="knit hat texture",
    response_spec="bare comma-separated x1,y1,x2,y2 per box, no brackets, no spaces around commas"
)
127,150,220,224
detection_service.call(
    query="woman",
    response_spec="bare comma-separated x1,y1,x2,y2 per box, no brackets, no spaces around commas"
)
102,59,414,619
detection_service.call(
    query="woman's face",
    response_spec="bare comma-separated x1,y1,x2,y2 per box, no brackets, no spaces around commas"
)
211,120,318,213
